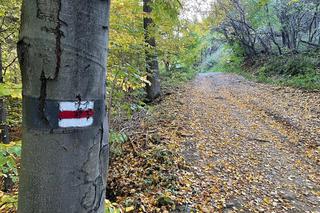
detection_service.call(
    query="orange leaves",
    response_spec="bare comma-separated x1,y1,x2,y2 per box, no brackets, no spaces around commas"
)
107,73,320,212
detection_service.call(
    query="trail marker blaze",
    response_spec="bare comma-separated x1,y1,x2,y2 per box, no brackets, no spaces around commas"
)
58,101,95,128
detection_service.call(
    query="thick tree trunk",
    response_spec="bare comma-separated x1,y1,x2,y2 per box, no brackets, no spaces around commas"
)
17,0,110,212
143,0,160,101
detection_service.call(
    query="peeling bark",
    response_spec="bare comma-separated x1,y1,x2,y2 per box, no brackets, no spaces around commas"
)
17,0,111,212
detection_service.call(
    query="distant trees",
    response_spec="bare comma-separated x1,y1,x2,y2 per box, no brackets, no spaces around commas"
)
0,0,21,145
211,0,320,58
0,0,21,81
107,0,196,118
0,45,9,145
0,0,21,194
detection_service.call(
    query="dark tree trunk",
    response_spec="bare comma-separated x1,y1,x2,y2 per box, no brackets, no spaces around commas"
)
143,0,160,101
266,5,282,55
0,44,3,83
0,43,12,193
164,59,170,73
17,0,111,212
258,37,270,55
281,31,286,47
0,44,9,144
281,28,291,49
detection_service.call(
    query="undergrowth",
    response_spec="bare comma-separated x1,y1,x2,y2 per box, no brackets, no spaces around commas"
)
211,48,320,90
160,66,199,88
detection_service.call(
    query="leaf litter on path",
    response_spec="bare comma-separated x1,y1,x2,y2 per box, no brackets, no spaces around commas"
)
107,72,320,212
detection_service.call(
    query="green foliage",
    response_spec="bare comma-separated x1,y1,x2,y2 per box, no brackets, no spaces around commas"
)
157,195,174,207
0,141,21,183
253,50,320,89
159,22,207,86
0,0,22,84
109,130,129,156
105,199,123,213
258,53,317,77
209,44,244,73
108,0,146,94
161,64,199,87
256,53,320,90
0,83,21,99
107,0,204,128
216,47,320,90
0,193,18,211
202,0,320,92
6,98,22,128
284,73,320,90
104,199,136,213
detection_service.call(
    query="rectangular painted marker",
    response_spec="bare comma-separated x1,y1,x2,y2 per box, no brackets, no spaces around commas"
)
58,101,94,128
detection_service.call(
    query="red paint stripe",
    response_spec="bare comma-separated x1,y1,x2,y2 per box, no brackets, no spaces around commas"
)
59,109,95,119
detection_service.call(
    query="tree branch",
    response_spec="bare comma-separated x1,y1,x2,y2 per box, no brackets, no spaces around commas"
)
3,56,17,75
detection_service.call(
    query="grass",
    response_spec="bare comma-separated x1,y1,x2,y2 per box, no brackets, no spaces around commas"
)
212,50,320,91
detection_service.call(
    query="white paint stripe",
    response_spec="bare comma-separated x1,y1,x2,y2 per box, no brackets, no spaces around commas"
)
59,118,94,128
59,101,94,111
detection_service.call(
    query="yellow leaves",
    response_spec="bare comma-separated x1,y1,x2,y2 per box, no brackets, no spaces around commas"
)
108,73,320,212
140,76,151,86
305,148,319,162
108,0,146,93
124,206,135,212
263,197,272,205
107,72,147,92
308,173,320,183
104,200,124,213
180,177,192,188
104,200,135,213
0,83,22,99
0,192,18,212
108,0,201,97
288,0,300,5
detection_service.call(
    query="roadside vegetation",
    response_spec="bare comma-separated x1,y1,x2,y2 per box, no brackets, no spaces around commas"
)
208,47,320,90
0,0,205,212
0,0,319,212
200,0,320,90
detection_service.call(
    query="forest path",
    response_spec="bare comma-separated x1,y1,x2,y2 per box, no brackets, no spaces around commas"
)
167,72,320,212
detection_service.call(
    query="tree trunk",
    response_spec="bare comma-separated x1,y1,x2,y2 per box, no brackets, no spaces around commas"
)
17,0,110,212
0,42,12,193
0,44,9,144
143,0,160,101
265,5,282,55
0,44,3,83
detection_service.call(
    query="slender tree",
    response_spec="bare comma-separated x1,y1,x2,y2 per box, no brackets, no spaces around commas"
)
0,43,13,193
143,0,161,101
0,44,9,145
17,0,110,212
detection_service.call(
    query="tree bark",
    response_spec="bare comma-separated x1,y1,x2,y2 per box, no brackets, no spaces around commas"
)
17,0,110,212
0,44,9,144
0,42,12,193
143,0,161,101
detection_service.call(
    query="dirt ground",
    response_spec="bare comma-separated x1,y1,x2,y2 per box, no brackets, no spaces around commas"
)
108,72,320,212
